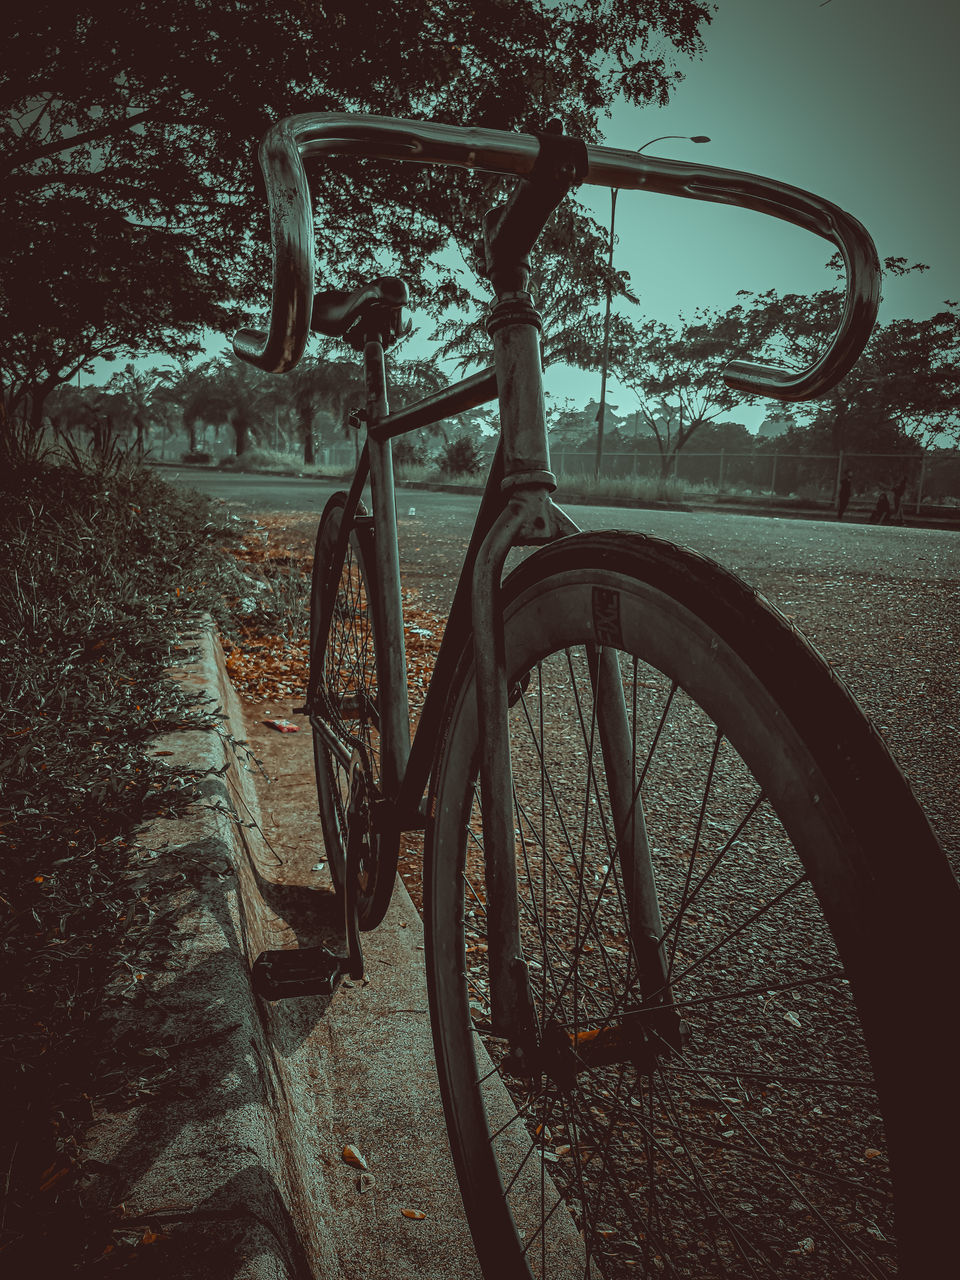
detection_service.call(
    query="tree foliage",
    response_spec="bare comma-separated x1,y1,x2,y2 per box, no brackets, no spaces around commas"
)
611,307,741,483
433,199,630,372
601,257,960,494
46,343,471,465
2,0,712,439
731,258,960,449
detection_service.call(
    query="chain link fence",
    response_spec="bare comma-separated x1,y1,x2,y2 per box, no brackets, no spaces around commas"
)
279,438,960,516
548,448,960,514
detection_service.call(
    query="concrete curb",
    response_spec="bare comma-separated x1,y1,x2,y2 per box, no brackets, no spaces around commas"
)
83,627,341,1279
83,624,488,1278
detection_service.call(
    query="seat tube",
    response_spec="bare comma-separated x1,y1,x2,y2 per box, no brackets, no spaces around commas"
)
363,338,410,794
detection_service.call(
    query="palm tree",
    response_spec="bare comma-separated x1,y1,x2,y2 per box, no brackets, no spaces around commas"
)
285,353,364,465
107,363,166,457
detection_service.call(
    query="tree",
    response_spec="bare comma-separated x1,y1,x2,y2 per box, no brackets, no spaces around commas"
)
285,353,364,465
733,259,960,450
177,360,236,456
204,355,289,457
432,201,626,375
45,383,120,456
438,434,485,478
2,1,712,445
105,364,167,457
857,307,960,446
0,200,229,433
613,309,741,491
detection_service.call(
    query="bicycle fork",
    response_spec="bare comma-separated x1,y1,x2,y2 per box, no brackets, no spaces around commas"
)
473,289,685,1076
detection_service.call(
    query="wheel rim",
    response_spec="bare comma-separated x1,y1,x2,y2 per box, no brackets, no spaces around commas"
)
312,509,381,911
431,569,908,1280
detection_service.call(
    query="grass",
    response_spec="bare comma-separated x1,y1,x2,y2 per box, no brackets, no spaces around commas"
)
216,445,347,476
554,472,700,504
0,444,252,1268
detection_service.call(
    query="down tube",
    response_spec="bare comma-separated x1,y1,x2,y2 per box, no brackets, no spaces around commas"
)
394,443,507,827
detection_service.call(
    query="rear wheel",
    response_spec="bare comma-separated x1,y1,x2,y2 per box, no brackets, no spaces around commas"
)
426,532,958,1280
310,493,395,928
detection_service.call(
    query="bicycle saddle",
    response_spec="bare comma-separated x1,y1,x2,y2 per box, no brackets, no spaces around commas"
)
311,276,410,350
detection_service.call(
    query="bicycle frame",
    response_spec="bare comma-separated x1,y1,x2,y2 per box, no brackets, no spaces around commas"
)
310,390,507,819
315,335,669,1049
240,109,884,1046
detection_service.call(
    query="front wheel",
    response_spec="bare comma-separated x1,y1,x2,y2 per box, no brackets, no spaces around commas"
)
425,532,958,1280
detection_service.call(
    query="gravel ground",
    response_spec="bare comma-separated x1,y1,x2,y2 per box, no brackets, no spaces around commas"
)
400,518,960,879
251,503,959,1277
254,502,958,881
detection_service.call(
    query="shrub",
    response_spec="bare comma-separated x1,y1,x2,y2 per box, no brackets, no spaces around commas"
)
0,451,246,1263
438,435,484,478
219,446,297,472
393,436,430,469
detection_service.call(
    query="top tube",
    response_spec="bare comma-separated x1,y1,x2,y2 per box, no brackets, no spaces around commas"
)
233,112,880,401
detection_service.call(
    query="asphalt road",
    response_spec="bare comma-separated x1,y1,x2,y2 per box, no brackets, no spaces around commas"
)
161,466,960,585
161,464,960,871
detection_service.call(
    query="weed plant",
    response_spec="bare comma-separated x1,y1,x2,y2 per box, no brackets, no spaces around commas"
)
0,446,247,1264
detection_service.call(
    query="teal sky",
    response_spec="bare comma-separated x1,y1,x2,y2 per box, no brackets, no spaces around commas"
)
91,1,958,436
546,0,960,426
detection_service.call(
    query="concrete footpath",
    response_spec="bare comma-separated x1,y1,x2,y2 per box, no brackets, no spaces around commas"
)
83,625,482,1279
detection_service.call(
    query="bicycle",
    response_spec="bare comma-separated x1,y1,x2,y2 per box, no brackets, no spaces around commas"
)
236,113,959,1279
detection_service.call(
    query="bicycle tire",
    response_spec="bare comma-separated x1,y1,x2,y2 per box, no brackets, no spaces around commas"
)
425,531,959,1280
310,492,396,929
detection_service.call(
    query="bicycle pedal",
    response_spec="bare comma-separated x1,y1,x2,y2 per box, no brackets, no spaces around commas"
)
251,946,347,1001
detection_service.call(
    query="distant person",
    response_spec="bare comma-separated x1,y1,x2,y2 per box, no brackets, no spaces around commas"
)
836,469,852,521
868,489,891,525
891,474,908,524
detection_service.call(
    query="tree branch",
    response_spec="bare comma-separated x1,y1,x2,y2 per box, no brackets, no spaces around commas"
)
2,108,162,177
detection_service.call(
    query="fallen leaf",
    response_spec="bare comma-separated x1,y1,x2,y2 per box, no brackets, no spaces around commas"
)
401,1208,427,1220
38,1165,70,1192
342,1144,368,1169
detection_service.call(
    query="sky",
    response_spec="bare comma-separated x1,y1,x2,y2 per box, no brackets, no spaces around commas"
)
540,0,960,428
89,1,959,434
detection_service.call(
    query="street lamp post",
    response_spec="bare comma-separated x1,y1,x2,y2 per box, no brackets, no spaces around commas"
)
594,134,710,481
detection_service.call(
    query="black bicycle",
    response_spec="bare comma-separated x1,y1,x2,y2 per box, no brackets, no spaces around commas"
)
239,112,960,1279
